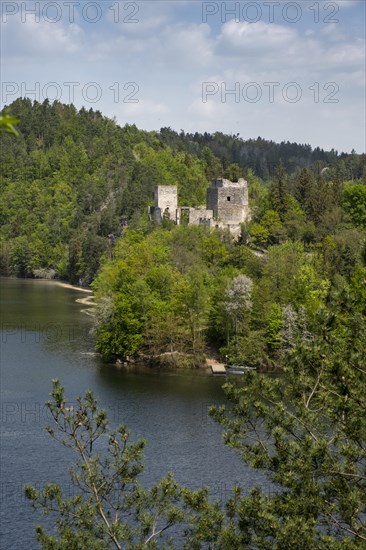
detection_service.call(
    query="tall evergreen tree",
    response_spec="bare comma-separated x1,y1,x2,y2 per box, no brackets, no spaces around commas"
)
294,167,315,214
270,162,288,219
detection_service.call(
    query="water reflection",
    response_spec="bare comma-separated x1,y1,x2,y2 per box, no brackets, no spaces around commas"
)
0,278,269,549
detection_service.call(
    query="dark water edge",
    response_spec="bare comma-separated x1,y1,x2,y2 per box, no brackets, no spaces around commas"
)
0,277,270,549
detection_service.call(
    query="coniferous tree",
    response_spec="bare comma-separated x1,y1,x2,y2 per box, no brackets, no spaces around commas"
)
294,168,315,214
270,162,288,219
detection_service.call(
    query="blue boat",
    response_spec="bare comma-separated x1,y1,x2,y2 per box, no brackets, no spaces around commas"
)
225,364,256,375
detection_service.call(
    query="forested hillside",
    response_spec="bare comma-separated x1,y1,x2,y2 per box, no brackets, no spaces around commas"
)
1,99,365,285
1,99,365,368
0,99,213,283
159,127,366,181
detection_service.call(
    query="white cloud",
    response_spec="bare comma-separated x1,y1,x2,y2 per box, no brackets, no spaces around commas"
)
214,19,365,76
217,20,297,56
1,1,364,152
335,0,359,7
2,18,84,60
145,23,213,69
188,96,229,119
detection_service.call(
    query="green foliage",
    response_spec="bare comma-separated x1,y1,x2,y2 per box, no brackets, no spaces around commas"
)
0,100,208,282
27,290,366,547
1,99,365,286
11,100,366,548
131,142,208,207
92,222,361,370
261,210,285,245
322,229,365,280
1,98,365,372
265,303,283,350
0,112,19,135
223,163,243,182
262,242,319,306
8,235,33,277
295,167,315,212
342,184,366,228
270,162,288,219
249,222,270,248
209,285,366,548
24,381,207,549
93,226,240,363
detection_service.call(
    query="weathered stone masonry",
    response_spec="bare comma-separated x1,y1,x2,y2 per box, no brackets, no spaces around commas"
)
149,178,250,236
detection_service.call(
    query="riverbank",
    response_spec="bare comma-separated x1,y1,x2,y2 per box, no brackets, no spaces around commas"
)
75,294,96,317
117,351,227,374
1,276,248,550
0,277,222,373
2,278,257,373
54,282,93,293
53,282,96,316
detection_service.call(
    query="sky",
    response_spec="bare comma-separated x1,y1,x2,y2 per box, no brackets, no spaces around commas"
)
1,0,365,153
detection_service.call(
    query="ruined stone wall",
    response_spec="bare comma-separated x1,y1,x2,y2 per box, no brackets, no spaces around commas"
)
150,179,250,232
154,186,178,221
206,187,219,218
187,208,214,225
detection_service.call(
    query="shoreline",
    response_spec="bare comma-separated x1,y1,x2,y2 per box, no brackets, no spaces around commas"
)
2,277,261,374
1,276,227,375
75,293,96,316
54,281,97,315
75,295,95,305
54,282,93,293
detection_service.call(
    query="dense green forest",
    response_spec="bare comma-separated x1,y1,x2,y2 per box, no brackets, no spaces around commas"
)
2,100,365,547
1,98,365,368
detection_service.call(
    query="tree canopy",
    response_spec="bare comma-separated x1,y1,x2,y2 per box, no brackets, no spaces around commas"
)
26,282,366,548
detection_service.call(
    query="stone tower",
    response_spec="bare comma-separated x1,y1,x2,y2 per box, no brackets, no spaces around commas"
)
206,178,249,225
150,186,178,223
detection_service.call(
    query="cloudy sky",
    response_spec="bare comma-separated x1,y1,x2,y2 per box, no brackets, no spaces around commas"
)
1,0,365,152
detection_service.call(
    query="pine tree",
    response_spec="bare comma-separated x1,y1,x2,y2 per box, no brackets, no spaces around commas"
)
294,167,315,214
270,162,288,219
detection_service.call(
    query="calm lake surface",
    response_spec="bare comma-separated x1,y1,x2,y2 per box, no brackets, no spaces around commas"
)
0,278,268,548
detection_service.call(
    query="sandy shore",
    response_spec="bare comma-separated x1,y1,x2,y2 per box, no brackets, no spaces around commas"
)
55,282,93,293
75,294,95,308
75,295,96,317
54,281,96,315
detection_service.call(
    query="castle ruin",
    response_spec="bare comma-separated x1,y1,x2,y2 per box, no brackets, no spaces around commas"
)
148,178,250,236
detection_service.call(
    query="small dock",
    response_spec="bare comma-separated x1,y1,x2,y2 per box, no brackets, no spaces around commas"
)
208,360,226,375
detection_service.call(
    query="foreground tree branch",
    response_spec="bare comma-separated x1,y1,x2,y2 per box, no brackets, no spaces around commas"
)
208,287,366,549
24,380,212,549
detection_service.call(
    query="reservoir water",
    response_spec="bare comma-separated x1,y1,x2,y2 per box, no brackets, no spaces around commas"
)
0,278,268,548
